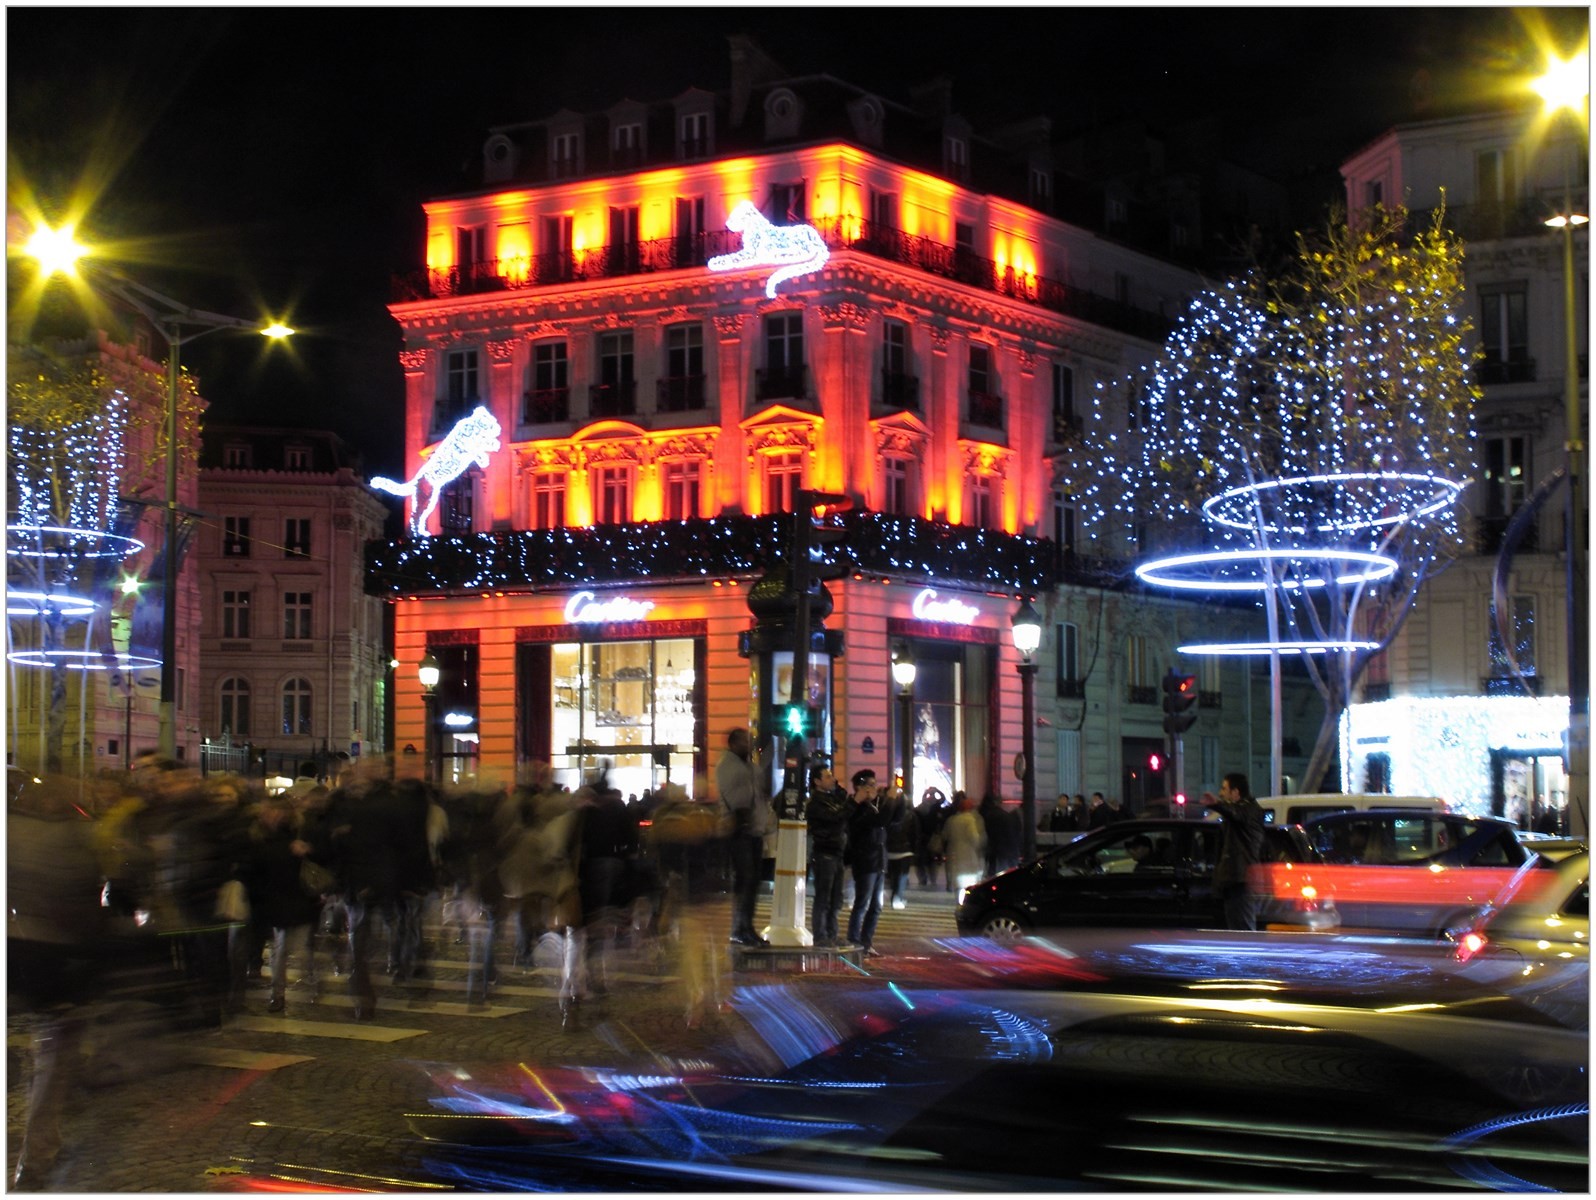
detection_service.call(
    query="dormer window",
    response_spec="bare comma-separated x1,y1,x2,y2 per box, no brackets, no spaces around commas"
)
946,135,969,181
613,121,643,167
1029,167,1051,208
680,111,710,158
284,446,309,471
552,131,581,178
223,443,251,468
764,87,802,139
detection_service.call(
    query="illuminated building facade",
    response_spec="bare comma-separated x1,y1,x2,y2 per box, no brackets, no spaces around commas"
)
196,427,391,778
1340,107,1587,823
374,41,1311,801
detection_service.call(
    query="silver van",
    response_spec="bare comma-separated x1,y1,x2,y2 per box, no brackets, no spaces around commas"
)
1259,793,1446,827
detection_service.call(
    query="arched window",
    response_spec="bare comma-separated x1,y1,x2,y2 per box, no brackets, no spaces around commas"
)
282,678,313,736
220,677,251,738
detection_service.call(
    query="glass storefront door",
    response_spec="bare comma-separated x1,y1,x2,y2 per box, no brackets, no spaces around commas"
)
892,639,992,803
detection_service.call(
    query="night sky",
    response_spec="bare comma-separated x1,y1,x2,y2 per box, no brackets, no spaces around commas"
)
7,7,1586,477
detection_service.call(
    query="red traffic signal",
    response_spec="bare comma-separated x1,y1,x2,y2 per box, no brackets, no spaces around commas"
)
794,488,853,580
1147,751,1164,772
1162,668,1198,734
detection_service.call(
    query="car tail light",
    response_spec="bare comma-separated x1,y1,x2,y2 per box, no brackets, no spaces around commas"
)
1455,930,1488,962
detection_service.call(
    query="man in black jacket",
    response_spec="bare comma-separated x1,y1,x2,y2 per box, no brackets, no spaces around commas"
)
845,770,891,955
1201,773,1265,930
806,763,849,946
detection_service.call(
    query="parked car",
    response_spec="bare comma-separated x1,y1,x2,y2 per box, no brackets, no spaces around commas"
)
1450,849,1589,972
1301,809,1537,937
955,817,1336,937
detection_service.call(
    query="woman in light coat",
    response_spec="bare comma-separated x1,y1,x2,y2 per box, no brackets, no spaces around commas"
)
942,793,988,901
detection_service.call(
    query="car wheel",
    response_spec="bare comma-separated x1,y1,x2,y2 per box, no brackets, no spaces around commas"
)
980,912,1029,941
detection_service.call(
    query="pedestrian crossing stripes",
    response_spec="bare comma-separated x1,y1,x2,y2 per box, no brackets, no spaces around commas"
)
179,1047,315,1071
228,1015,428,1042
310,992,529,1019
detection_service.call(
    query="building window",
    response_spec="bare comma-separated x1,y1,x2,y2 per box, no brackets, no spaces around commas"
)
946,134,969,179
220,677,251,739
968,474,995,529
1055,622,1080,697
881,320,917,409
1483,435,1530,518
284,517,311,558
870,189,898,232
551,130,580,177
765,451,803,514
222,590,251,639
1051,363,1076,438
1107,196,1128,226
1052,490,1077,562
1365,179,1384,208
674,196,707,266
680,111,709,157
284,446,309,470
456,225,484,271
1476,147,1517,208
882,455,911,515
661,323,705,411
540,214,574,282
1125,634,1154,692
593,330,636,418
283,591,313,641
1479,286,1530,382
968,344,1002,427
1029,167,1051,206
768,181,805,223
607,204,640,274
613,121,642,165
1488,593,1537,679
444,349,479,417
663,460,702,521
281,678,312,736
593,464,634,525
758,312,806,401
223,443,251,468
525,340,570,423
533,471,566,529
440,470,474,535
223,516,251,557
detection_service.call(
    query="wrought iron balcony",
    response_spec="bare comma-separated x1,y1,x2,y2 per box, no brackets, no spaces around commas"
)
521,387,570,425
1477,353,1536,385
1057,678,1086,700
1051,413,1080,443
755,365,808,403
880,369,919,411
1198,690,1222,709
967,389,1004,429
656,374,707,412
392,220,1172,342
589,379,637,419
1475,515,1542,555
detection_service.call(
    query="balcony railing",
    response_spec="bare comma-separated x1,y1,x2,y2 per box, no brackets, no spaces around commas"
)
589,379,637,419
1477,353,1536,385
1051,413,1080,442
393,218,1172,342
755,365,808,403
967,389,1004,429
880,369,919,411
1483,674,1542,696
657,374,707,412
521,387,570,425
1057,678,1086,700
1198,690,1222,709
1476,515,1542,555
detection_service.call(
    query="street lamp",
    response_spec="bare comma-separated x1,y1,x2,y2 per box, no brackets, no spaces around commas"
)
24,226,293,761
891,642,916,807
418,651,440,786
1535,50,1589,836
1010,596,1042,861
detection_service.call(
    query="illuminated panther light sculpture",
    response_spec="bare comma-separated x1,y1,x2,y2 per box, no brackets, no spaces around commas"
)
372,405,501,538
707,201,830,298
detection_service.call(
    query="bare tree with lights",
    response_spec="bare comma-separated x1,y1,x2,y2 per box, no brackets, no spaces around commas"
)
1078,205,1480,791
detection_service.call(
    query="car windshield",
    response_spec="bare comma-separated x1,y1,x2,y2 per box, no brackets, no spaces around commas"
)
1059,828,1182,875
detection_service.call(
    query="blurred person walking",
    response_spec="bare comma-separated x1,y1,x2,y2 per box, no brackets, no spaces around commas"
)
883,784,915,909
716,726,768,947
238,792,322,1012
1200,773,1265,931
943,791,987,900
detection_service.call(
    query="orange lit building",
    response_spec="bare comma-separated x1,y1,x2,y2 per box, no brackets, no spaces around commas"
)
374,43,1236,802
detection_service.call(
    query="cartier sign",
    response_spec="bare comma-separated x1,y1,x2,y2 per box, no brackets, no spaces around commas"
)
564,590,657,624
910,587,979,626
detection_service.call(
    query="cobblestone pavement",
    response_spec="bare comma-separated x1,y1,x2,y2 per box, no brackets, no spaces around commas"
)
7,882,962,1192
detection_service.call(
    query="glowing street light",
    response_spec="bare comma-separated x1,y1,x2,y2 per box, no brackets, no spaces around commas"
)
1010,596,1042,860
25,224,294,761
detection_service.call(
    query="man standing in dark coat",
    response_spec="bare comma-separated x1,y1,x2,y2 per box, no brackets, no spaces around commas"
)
805,763,850,946
1201,773,1265,931
845,770,891,955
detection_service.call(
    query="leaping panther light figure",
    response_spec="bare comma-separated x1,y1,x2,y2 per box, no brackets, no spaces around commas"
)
371,405,501,538
707,201,830,298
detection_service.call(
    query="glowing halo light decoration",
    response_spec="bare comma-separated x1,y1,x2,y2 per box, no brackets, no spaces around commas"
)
6,523,146,560
5,649,162,672
1179,640,1382,656
1200,471,1468,535
1133,548,1399,592
706,201,830,298
5,590,99,618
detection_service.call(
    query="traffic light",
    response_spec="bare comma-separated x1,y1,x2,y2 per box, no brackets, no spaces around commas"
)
1147,751,1164,773
793,488,853,583
781,703,822,740
1162,668,1198,734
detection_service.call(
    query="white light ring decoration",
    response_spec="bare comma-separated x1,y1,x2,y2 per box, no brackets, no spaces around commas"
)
1200,472,1466,535
6,524,147,560
6,589,99,618
1135,547,1399,592
6,649,162,671
1179,640,1381,656
707,201,830,298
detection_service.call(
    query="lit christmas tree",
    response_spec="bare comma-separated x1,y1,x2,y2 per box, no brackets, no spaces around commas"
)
1078,206,1480,789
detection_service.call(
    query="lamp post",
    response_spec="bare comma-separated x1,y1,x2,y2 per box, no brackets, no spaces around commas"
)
891,643,917,806
24,226,293,761
418,651,440,786
1535,53,1589,836
1010,596,1042,861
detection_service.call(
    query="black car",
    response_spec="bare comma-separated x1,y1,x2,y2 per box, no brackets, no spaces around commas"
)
955,818,1333,937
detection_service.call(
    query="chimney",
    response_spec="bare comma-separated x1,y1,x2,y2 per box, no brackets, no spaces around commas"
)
729,34,788,127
